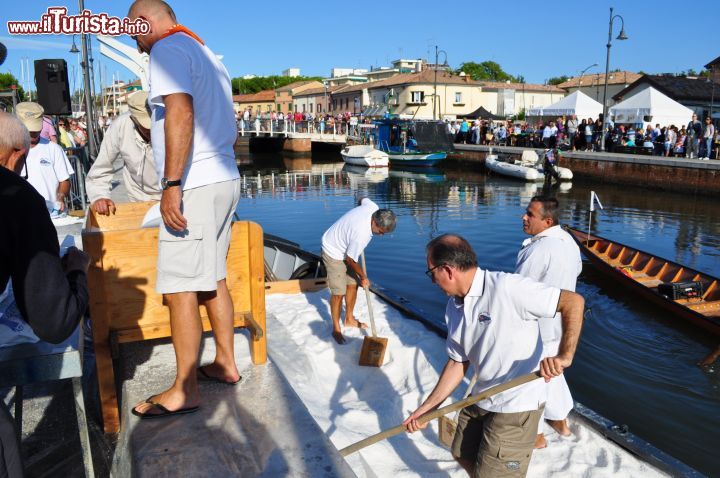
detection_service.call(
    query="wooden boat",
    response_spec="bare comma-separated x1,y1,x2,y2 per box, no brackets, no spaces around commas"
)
567,227,720,336
340,145,389,167
373,118,452,167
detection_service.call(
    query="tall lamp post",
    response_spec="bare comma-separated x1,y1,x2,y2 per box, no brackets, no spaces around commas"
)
433,45,448,120
577,63,598,89
600,7,628,151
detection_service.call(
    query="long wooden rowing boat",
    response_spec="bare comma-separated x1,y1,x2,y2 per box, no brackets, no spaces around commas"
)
566,227,720,336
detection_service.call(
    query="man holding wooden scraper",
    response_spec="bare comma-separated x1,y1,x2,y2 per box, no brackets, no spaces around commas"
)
404,234,584,478
321,198,396,345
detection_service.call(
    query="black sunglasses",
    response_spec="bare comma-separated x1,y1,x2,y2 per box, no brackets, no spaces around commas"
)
425,263,445,278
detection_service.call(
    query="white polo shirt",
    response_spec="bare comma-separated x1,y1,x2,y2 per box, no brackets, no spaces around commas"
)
515,225,582,345
321,198,379,262
148,32,239,190
445,268,560,413
22,138,73,211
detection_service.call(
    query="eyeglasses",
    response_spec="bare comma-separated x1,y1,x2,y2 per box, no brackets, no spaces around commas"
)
425,263,445,279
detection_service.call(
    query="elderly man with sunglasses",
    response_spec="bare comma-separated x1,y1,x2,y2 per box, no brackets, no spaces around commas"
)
405,234,584,478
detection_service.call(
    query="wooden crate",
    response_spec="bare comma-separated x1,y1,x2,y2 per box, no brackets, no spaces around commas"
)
82,201,266,433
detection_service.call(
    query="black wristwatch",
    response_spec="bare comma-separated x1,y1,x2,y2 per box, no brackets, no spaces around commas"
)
161,177,182,190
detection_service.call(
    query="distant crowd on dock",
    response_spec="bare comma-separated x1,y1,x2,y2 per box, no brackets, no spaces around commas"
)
447,114,718,159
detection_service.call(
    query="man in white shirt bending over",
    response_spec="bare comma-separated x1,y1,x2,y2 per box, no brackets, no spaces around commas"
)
129,0,242,419
321,198,396,344
404,234,584,478
516,196,582,449
16,102,73,215
85,90,161,214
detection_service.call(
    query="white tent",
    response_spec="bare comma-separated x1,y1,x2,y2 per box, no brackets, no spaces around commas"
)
526,91,602,118
609,86,693,128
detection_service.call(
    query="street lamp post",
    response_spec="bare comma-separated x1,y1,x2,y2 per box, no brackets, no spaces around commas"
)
577,63,598,90
600,7,628,152
433,46,448,121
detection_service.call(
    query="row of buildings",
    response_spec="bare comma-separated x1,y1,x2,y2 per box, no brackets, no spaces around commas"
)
234,57,720,122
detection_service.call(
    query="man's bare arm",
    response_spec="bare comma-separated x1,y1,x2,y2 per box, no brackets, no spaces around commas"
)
160,93,193,231
540,290,584,381
404,359,469,432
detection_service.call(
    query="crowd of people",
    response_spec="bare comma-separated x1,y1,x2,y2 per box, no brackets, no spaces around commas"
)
236,107,360,134
447,114,719,159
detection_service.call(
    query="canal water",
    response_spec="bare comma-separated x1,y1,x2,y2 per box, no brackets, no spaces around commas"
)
235,151,720,476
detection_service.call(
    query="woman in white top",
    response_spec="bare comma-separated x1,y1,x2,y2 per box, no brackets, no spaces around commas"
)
702,117,715,160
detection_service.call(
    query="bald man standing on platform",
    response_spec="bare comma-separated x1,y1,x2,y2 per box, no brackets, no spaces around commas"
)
128,0,241,419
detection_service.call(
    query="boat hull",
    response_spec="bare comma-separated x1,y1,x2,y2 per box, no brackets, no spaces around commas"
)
340,145,389,167
387,152,446,167
485,155,540,180
567,227,720,336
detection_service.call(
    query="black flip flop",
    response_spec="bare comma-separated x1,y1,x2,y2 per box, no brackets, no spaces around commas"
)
132,398,199,419
332,331,347,345
197,366,242,385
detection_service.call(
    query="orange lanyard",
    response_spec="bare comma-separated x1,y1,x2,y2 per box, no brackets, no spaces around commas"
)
159,24,204,45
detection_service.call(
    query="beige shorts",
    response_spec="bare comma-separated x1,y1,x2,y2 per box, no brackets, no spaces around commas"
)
451,404,544,478
321,251,360,295
156,179,241,294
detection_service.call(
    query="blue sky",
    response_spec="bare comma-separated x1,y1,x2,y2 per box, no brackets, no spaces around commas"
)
2,0,718,90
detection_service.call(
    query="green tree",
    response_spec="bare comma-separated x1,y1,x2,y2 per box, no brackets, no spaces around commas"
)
455,61,521,82
0,73,26,108
547,75,569,85
231,75,324,95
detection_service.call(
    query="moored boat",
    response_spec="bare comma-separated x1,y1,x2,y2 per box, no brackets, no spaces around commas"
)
373,117,452,167
485,150,573,182
567,227,720,336
340,144,389,167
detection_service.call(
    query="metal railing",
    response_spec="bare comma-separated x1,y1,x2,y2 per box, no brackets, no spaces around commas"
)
66,147,90,212
238,119,355,137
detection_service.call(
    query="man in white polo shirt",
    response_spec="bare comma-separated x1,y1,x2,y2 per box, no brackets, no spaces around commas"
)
516,196,582,449
321,198,396,344
404,234,584,478
128,0,242,419
16,102,73,216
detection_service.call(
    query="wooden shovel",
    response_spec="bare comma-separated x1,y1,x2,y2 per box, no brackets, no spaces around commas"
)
358,252,388,367
339,371,541,456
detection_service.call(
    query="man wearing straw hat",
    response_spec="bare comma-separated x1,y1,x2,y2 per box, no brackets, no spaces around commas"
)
404,234,584,478
85,90,160,214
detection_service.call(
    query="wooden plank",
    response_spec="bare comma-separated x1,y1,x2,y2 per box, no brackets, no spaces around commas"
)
703,281,717,300
115,312,252,343
247,222,267,365
82,232,119,434
266,279,328,295
629,251,641,267
670,268,685,283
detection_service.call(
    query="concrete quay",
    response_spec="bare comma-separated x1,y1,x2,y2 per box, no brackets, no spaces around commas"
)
449,144,720,196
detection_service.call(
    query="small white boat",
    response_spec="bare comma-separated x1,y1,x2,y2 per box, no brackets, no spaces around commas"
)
485,150,573,182
341,145,389,168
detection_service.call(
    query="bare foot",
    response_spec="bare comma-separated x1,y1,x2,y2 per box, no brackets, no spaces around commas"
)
345,318,368,329
132,387,200,417
534,433,547,449
197,363,241,384
548,419,572,437
332,330,347,344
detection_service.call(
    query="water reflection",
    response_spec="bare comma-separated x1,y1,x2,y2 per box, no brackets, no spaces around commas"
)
235,151,720,475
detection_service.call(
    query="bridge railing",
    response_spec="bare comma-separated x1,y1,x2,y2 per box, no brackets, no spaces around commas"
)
238,119,352,137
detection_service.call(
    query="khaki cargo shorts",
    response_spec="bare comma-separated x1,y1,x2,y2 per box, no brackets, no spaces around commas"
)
156,179,241,294
451,404,544,478
321,251,360,295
